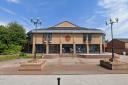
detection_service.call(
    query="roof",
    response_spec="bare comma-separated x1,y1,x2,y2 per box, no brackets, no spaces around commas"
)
48,27,94,30
28,21,105,34
53,21,78,27
115,38,128,43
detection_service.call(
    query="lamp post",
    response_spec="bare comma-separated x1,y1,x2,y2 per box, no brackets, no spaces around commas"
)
106,18,118,62
31,18,42,59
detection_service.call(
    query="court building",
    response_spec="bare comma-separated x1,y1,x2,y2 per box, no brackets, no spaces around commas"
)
27,21,105,55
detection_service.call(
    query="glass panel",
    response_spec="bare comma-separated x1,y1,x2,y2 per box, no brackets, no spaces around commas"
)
83,34,87,42
76,44,87,53
49,44,60,53
43,33,47,41
89,44,100,53
36,44,46,53
62,44,73,53
48,33,52,41
43,33,52,41
102,35,105,43
88,34,92,42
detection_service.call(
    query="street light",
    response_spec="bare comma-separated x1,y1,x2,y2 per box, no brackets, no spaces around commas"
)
106,18,118,62
30,18,42,59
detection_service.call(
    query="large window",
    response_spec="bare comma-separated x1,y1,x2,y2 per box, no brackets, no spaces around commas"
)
88,34,92,42
83,34,87,42
48,33,52,41
49,44,60,53
76,44,87,53
102,35,105,43
43,33,52,41
43,33,47,41
83,34,92,42
89,44,100,53
62,44,73,53
36,44,46,53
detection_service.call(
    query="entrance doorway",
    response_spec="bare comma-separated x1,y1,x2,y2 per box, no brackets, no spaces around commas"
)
49,44,60,53
62,44,73,53
76,44,87,53
36,44,46,53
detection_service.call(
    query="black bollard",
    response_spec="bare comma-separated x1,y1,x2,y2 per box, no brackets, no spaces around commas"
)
57,77,61,85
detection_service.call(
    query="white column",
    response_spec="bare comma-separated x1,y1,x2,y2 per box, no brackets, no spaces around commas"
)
86,34,89,54
87,43,89,54
59,33,62,54
46,43,49,54
100,44,103,53
32,34,35,54
100,35,103,53
73,44,76,54
60,44,62,54
32,43,35,54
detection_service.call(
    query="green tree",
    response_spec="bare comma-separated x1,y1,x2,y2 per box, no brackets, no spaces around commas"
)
0,25,9,53
7,22,26,45
0,22,27,54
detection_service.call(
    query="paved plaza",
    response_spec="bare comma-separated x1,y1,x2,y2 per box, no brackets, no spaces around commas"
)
0,57,128,75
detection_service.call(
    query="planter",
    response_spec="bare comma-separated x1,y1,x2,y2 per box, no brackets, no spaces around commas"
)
100,59,128,70
19,59,46,71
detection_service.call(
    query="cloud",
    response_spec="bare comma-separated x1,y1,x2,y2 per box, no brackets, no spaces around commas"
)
84,15,97,27
0,7,16,15
0,21,9,26
6,0,20,4
77,15,98,28
97,0,128,40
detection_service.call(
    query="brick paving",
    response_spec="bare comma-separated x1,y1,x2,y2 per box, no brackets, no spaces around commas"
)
0,57,128,75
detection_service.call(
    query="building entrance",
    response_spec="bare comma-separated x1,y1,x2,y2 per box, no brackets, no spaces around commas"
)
62,44,73,53
49,44,60,53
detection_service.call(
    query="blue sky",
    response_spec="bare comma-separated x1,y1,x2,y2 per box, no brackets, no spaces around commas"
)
0,0,128,40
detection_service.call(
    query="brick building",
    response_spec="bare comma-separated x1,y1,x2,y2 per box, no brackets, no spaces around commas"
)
27,21,105,54
106,38,128,54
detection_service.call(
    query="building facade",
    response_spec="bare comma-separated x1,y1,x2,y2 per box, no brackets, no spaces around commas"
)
27,21,105,54
106,39,128,54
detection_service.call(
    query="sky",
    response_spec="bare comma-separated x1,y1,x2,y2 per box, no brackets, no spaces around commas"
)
0,0,128,40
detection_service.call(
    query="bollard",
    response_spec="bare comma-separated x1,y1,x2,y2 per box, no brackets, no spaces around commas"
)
57,77,61,85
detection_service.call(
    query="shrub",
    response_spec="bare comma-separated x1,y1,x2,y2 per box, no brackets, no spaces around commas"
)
19,52,28,58
3,44,22,54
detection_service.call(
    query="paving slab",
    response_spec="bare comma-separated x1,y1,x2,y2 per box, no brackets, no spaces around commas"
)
0,74,128,85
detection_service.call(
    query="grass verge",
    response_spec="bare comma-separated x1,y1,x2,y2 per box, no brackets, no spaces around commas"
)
0,53,43,61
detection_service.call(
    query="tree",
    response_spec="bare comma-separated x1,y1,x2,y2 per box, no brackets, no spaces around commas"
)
0,25,9,53
0,22,27,54
7,22,27,45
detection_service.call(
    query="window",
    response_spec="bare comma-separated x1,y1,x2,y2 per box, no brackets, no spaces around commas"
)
83,34,92,42
76,44,87,53
102,35,105,43
43,33,47,41
89,44,100,53
43,33,52,41
36,44,46,53
62,44,73,53
88,34,92,42
49,44,60,53
48,33,52,41
83,34,87,42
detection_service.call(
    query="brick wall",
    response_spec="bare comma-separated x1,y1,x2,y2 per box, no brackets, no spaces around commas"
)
105,39,128,54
